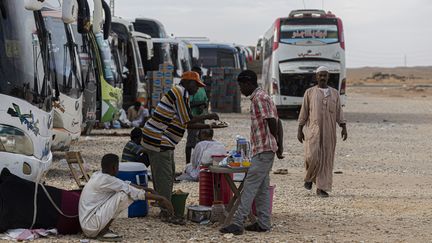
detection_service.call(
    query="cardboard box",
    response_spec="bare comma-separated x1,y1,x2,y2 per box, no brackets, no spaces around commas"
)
152,87,163,95
159,63,174,72
162,79,173,87
152,79,162,88
164,71,173,78
149,71,164,79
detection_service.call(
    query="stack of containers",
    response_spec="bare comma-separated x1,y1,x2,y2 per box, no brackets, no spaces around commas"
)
209,67,241,113
199,165,233,206
147,63,174,108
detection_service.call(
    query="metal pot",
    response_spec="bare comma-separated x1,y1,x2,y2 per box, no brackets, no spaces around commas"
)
186,205,212,223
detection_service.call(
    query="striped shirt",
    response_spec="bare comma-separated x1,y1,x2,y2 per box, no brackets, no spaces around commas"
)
121,140,144,162
250,87,279,156
142,85,192,152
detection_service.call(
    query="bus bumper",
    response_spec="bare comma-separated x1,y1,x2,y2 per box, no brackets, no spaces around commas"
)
0,151,53,182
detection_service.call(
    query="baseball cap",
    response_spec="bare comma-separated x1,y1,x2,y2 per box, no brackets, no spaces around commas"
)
181,71,206,87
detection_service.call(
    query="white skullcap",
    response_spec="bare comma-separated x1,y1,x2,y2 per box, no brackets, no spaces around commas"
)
315,66,329,73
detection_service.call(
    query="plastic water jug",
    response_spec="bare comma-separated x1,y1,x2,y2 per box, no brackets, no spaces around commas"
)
236,136,251,160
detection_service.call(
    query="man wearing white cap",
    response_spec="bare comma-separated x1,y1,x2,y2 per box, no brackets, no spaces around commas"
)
297,66,348,197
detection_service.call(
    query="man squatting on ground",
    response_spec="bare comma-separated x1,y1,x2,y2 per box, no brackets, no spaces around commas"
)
79,154,173,240
220,70,284,235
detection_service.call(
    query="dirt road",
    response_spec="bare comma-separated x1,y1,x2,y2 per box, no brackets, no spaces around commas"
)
34,87,432,242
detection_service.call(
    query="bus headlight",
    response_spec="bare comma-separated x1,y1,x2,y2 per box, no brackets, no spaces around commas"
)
0,125,34,156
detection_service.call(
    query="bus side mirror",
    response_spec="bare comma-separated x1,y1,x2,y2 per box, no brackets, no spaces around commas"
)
62,0,78,24
24,0,43,11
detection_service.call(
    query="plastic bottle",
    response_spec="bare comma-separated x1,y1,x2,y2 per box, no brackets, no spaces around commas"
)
233,153,242,167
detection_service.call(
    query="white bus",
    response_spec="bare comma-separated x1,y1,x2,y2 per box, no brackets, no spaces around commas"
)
42,7,83,152
261,9,346,115
0,0,55,181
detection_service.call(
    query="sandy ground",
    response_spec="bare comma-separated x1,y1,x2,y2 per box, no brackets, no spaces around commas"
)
2,86,432,242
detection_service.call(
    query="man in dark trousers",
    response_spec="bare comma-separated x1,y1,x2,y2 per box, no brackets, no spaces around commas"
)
141,71,223,220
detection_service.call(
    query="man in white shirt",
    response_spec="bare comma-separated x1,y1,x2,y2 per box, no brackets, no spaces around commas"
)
79,154,173,241
177,129,226,181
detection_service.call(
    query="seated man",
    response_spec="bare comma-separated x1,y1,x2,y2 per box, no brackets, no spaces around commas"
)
122,127,150,167
79,154,173,241
127,101,149,128
177,129,226,181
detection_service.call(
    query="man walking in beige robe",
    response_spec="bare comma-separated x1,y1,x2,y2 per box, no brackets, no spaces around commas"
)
297,66,348,197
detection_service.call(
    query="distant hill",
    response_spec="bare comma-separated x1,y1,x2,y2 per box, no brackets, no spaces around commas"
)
347,66,432,84
247,60,432,84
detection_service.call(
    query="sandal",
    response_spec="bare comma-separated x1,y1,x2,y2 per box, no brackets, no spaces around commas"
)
97,230,123,242
273,169,288,175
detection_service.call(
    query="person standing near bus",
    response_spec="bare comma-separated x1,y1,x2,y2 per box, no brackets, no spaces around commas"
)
297,66,348,197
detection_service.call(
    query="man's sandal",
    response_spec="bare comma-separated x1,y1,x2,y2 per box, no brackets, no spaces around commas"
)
273,169,288,175
97,230,123,242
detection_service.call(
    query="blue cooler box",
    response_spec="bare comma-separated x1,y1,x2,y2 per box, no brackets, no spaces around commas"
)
117,162,148,217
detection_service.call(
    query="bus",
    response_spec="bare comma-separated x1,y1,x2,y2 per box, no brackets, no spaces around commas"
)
0,0,55,181
261,9,346,115
133,18,168,38
74,0,123,134
194,42,241,70
42,7,83,151
111,17,153,109
142,38,192,83
255,36,263,60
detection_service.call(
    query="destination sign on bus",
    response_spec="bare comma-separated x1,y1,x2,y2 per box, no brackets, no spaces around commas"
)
280,24,338,44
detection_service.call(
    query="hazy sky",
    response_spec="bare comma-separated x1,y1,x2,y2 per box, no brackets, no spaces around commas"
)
112,0,432,68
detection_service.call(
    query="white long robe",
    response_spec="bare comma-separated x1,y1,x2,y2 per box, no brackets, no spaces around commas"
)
79,171,146,237
298,86,346,191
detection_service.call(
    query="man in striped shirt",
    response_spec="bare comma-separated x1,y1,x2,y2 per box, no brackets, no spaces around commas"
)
141,71,220,218
121,127,149,167
221,70,284,235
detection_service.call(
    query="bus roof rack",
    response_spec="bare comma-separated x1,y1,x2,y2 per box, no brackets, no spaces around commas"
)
289,9,327,18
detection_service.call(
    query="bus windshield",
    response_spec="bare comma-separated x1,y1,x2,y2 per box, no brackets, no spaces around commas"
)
43,14,82,98
280,18,339,45
199,48,237,68
0,1,52,111
142,42,172,72
179,42,192,72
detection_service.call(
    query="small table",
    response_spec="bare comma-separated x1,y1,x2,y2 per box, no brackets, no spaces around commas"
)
208,165,256,226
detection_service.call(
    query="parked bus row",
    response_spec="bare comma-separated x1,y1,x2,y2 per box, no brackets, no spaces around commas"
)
0,0,256,182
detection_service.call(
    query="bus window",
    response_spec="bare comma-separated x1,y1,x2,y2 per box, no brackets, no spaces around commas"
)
199,48,218,68
219,51,235,68
44,16,82,98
